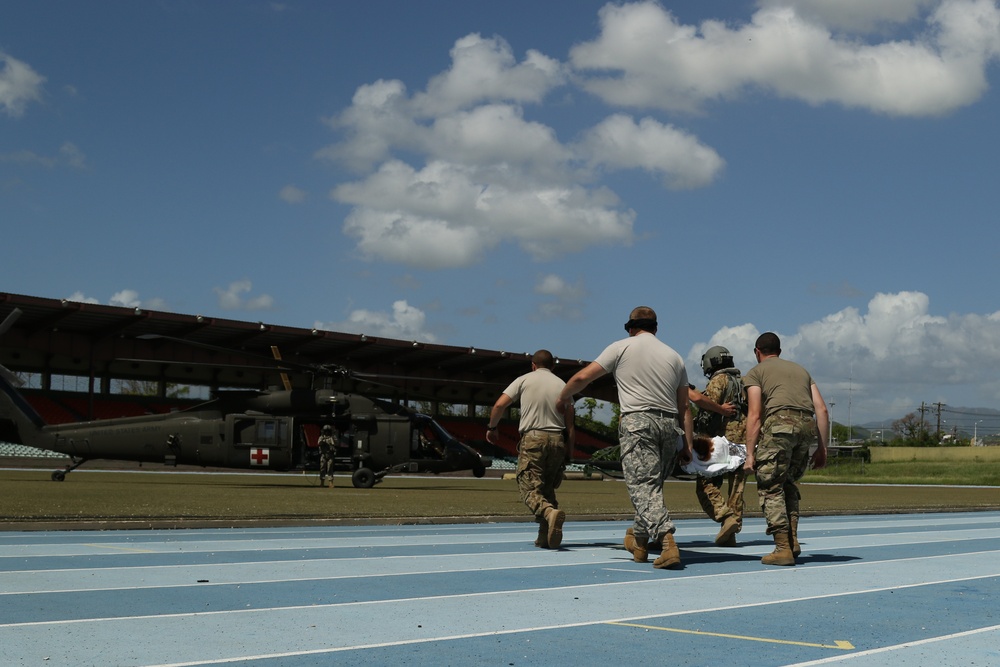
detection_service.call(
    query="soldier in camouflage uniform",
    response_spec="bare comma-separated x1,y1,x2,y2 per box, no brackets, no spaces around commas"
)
558,306,693,570
487,350,575,549
743,332,829,566
317,425,337,488
694,346,747,547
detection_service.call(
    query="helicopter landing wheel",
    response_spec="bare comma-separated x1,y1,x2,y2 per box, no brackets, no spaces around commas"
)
352,467,376,489
473,464,486,478
51,471,66,482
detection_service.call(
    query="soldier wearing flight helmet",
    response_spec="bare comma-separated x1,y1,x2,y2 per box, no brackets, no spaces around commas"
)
692,345,747,546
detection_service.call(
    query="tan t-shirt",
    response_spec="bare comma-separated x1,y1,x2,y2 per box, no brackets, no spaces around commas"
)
743,357,815,419
593,333,688,414
502,367,567,432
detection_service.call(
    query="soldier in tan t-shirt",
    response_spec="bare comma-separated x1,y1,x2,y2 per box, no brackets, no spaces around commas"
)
744,332,830,566
487,350,575,549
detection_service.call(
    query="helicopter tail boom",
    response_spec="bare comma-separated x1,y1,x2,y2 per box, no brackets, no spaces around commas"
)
0,365,46,447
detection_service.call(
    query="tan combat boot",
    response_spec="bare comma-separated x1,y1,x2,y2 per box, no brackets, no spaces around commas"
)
544,507,565,549
761,531,796,566
653,533,682,569
715,515,740,547
534,519,549,549
624,528,649,563
789,515,801,557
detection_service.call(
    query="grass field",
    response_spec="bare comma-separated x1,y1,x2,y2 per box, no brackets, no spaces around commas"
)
2,458,998,529
807,457,1000,486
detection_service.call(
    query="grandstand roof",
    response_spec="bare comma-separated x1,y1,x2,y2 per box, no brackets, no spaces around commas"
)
0,292,617,407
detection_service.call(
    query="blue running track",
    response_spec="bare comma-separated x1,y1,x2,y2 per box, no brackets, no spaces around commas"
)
2,511,999,666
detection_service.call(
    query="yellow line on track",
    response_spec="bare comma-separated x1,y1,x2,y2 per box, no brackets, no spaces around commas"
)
607,622,855,650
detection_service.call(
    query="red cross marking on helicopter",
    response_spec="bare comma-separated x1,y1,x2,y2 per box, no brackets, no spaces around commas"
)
250,448,269,466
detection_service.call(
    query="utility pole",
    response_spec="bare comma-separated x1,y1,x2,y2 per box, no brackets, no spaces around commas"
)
933,402,946,443
828,401,836,445
919,402,927,441
847,364,853,442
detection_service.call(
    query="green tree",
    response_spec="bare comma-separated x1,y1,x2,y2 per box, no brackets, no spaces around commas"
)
891,412,936,446
831,423,851,444
117,379,190,399
575,398,618,438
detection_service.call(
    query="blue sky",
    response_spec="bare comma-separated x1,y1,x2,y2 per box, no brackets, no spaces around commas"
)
3,0,1000,432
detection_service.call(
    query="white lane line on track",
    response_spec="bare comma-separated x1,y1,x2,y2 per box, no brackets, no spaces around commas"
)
134,575,1000,667
3,548,999,629
0,528,629,558
3,513,999,558
4,525,999,596
0,554,610,596
2,519,998,560
782,623,1000,666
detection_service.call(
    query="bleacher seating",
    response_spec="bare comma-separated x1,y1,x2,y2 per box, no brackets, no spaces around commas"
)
24,395,79,425
0,443,65,458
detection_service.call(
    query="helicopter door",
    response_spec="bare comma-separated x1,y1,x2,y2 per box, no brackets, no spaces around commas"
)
54,435,90,457
352,428,371,469
225,414,292,470
193,422,221,467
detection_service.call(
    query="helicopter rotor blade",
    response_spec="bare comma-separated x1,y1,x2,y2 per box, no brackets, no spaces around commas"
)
0,308,25,386
350,371,497,387
0,308,22,338
115,358,301,373
0,364,24,387
136,334,333,376
135,334,493,397
270,346,293,391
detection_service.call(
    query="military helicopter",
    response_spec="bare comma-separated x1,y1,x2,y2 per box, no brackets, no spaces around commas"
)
0,308,491,487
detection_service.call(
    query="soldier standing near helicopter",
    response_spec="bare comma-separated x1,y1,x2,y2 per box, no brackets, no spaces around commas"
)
318,425,337,488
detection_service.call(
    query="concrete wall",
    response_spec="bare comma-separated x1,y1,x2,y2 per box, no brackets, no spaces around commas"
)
870,446,1000,463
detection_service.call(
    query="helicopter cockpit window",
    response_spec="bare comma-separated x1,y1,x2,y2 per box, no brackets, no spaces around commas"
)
412,418,457,460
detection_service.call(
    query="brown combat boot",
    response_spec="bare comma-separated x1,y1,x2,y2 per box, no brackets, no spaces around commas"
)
534,519,549,549
761,531,796,566
789,515,801,557
624,528,649,562
653,533,682,569
545,507,565,549
715,515,740,547
623,526,635,552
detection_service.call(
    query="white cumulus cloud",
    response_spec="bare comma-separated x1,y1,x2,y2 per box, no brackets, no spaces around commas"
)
213,280,275,311
64,290,167,311
576,114,725,190
689,291,1000,424
316,300,437,342
317,1,999,270
279,185,306,203
531,274,588,321
571,0,1000,117
0,52,45,117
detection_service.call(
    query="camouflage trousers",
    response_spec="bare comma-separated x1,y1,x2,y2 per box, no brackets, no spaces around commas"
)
319,447,335,481
696,468,746,530
619,412,681,541
516,431,566,520
753,411,816,534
